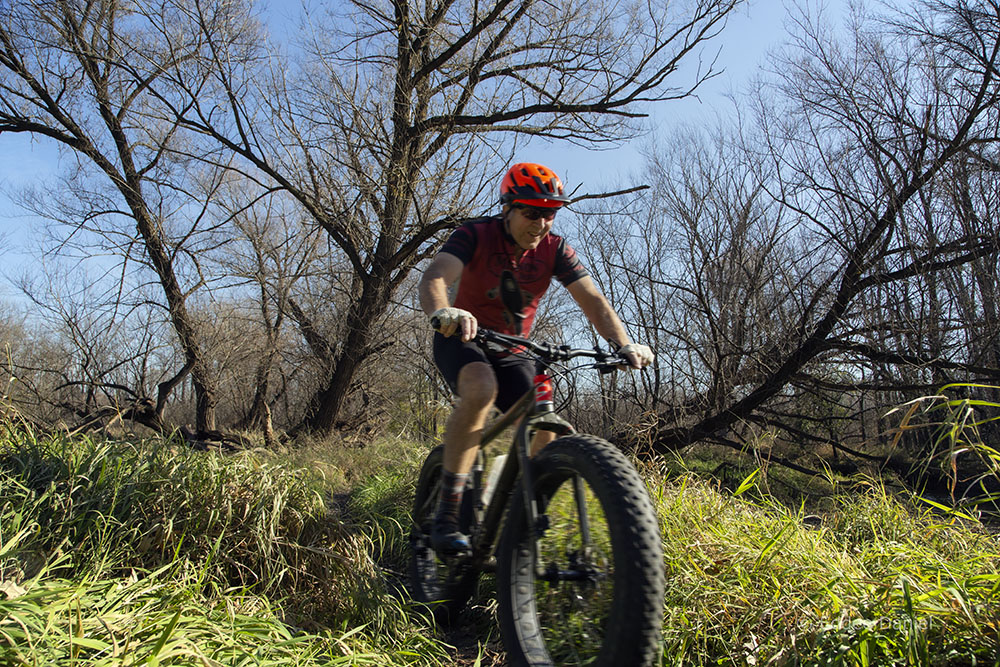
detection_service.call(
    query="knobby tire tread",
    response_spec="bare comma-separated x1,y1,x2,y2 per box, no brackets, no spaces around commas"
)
496,434,665,667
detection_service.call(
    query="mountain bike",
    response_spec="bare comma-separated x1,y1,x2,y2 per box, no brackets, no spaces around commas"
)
409,327,665,666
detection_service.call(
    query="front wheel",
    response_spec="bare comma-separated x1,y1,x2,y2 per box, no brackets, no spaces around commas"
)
497,435,665,666
408,445,480,624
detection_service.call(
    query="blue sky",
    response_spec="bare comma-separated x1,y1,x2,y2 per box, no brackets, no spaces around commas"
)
0,0,849,302
533,0,851,192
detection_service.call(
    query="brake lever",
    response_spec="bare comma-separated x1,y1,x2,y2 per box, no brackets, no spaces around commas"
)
594,349,628,374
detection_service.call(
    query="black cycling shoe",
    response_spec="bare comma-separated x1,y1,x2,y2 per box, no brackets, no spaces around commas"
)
431,517,471,556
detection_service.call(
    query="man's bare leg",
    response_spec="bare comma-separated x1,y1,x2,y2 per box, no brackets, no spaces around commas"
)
530,429,556,457
442,362,497,473
434,362,497,553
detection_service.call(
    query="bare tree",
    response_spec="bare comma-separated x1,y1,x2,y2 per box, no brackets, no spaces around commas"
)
153,0,745,435
576,130,812,453
205,189,327,443
0,0,253,434
3,263,188,433
572,1,1000,475
0,0,750,439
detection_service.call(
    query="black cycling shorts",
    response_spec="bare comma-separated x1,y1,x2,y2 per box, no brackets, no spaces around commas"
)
433,332,534,412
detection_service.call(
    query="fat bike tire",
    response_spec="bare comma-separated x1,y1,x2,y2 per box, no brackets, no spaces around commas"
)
408,445,480,625
496,434,665,666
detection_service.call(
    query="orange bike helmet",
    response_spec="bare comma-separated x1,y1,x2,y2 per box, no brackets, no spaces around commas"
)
499,162,571,208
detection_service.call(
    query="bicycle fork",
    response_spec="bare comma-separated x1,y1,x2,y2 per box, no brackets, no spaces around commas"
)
520,371,594,581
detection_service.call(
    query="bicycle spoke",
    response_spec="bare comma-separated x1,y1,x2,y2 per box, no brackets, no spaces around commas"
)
535,479,614,663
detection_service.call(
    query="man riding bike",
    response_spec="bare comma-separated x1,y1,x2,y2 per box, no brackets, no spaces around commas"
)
418,162,655,555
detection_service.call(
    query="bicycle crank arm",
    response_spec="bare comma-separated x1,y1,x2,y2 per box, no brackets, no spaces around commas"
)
537,563,606,583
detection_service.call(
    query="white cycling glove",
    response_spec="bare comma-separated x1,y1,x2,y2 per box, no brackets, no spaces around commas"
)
619,343,655,369
430,307,477,340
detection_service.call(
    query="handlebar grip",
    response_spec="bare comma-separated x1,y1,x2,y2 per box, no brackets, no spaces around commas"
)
430,316,441,330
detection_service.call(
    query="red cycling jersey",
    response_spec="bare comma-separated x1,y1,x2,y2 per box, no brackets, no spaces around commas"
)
440,216,588,335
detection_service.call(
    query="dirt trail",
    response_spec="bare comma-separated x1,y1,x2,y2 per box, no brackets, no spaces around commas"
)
442,623,506,666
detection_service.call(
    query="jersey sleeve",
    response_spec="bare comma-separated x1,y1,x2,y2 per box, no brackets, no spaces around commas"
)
439,220,478,264
554,238,589,286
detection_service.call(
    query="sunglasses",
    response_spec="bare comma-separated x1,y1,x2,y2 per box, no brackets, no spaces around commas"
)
512,203,558,221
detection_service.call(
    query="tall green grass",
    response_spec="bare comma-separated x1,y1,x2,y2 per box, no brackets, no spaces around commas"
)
0,567,417,666
2,420,998,666
646,464,999,666
345,441,1000,665
0,425,452,665
890,382,1000,520
348,442,999,665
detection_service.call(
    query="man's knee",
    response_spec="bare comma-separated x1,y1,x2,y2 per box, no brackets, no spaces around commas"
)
456,362,498,408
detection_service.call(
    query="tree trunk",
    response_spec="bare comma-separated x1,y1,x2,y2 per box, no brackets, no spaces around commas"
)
122,192,219,434
297,277,390,434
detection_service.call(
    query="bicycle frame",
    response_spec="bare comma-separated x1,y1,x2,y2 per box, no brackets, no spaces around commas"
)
413,327,665,666
463,361,579,574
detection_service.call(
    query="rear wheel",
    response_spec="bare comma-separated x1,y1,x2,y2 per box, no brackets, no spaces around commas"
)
497,435,665,666
408,446,480,624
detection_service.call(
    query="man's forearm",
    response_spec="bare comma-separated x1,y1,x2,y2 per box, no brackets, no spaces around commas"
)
588,304,632,348
567,277,633,346
419,275,451,316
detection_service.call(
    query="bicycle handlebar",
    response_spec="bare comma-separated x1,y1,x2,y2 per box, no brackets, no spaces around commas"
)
478,329,620,364
431,316,626,369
